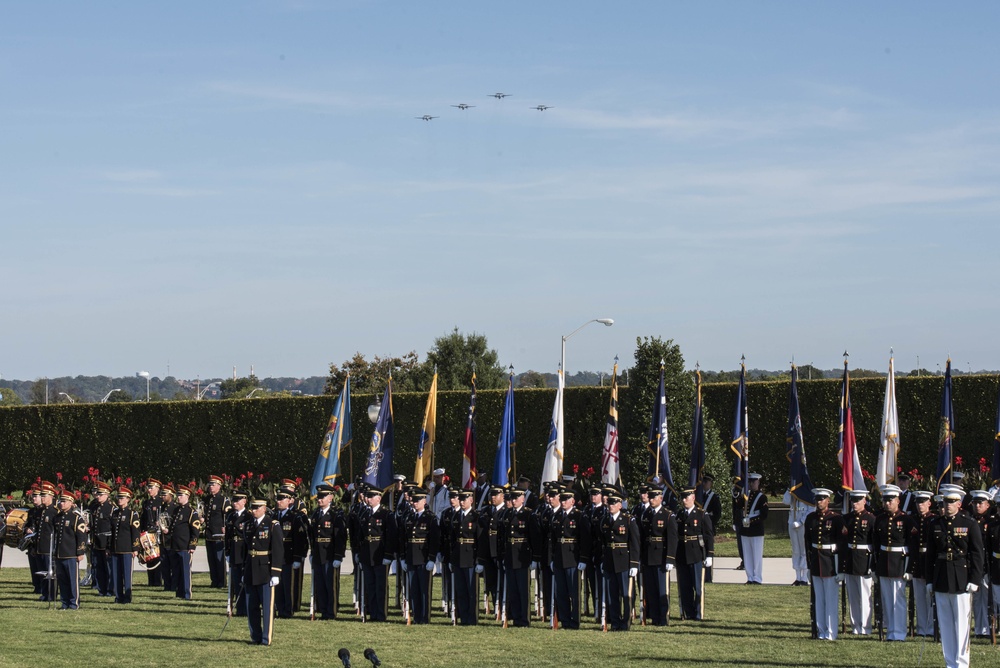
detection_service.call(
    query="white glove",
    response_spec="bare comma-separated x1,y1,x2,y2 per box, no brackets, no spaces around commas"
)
792,521,801,529
292,561,302,570
836,573,846,584
664,563,674,572
332,560,342,568
926,583,934,596
902,572,912,582
436,553,444,564
475,564,484,574
425,561,435,573
549,562,555,572
529,561,538,570
628,567,638,578
966,583,979,593
269,576,280,587
382,558,393,566
401,561,409,572
577,562,586,572
703,557,713,569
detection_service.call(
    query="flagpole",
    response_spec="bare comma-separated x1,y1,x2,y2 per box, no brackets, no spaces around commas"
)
429,365,437,481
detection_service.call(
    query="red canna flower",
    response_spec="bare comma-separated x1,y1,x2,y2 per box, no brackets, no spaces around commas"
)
126,477,132,486
955,456,964,467
259,473,264,480
56,472,63,481
82,475,89,483
116,476,122,484
295,477,303,486
573,464,580,474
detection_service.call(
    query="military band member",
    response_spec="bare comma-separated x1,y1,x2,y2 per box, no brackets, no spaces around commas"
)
159,484,178,592
89,481,114,596
873,484,911,640
401,487,440,624
274,489,309,618
640,486,677,626
676,486,713,621
805,488,843,640
925,485,985,668
451,489,483,625
840,488,875,634
907,490,936,636
598,488,639,631
109,486,141,604
24,485,45,595
968,490,993,638
244,498,284,646
203,474,231,589
356,488,397,622
54,491,87,609
163,484,201,599
309,484,347,620
695,474,722,582
737,473,768,585
140,479,163,587
225,491,250,616
31,482,58,601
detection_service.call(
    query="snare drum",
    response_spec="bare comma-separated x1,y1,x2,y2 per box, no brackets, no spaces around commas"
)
4,508,29,548
137,531,161,570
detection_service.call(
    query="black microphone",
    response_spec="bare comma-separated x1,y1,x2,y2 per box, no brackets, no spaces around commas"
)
364,648,382,667
338,648,352,668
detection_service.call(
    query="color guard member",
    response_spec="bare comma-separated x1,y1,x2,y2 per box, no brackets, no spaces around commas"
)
805,488,843,640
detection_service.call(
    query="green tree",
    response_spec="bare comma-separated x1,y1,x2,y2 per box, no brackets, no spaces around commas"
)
29,378,48,405
326,351,424,396
220,375,261,399
105,390,132,403
0,387,23,405
518,370,548,388
424,328,507,390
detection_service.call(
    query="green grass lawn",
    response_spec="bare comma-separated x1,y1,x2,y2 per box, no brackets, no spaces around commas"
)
1,567,995,667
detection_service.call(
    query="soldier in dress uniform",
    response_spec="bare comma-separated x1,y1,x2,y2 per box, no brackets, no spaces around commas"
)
439,489,460,614
163,484,201,599
31,482,59,601
243,498,284,646
23,484,44,595
675,486,713,621
897,473,914,515
355,488,396,622
549,487,590,629
429,468,450,519
53,491,87,609
907,490,936,636
309,483,347,620
984,495,1000,642
736,473,768,585
450,489,483,625
968,490,993,638
501,488,534,627
598,488,640,631
695,474,722,583
585,486,608,618
480,485,506,616
805,488,843,640
873,484,912,640
109,486,140,604
203,474,231,589
225,491,250,616
139,479,163,587
159,484,178,592
839,488,875,634
273,489,309,618
401,487,439,624
516,476,539,512
89,481,114,596
639,486,677,626
925,485,985,668
531,483,560,622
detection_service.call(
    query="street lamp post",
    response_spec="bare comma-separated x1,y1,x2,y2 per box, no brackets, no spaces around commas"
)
101,389,122,403
137,371,150,401
559,318,613,471
57,392,75,404
245,388,266,399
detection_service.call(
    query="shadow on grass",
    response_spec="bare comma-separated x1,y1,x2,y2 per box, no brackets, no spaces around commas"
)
629,657,878,667
45,629,247,644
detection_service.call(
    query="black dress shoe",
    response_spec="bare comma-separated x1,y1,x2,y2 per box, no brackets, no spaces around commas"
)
736,562,745,571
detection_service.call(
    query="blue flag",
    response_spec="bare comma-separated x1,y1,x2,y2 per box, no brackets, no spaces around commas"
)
730,361,749,504
786,366,815,505
935,359,954,492
493,370,515,487
688,369,705,488
311,374,352,496
363,378,395,490
646,362,675,496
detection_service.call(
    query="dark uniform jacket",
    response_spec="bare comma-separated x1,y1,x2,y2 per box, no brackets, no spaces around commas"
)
243,515,285,586
873,509,911,578
736,490,768,538
309,506,347,564
480,504,506,563
924,511,985,594
586,504,608,565
640,504,678,568
55,508,88,559
503,507,534,569
838,509,875,576
550,507,592,569
355,504,396,566
985,514,1000,582
401,509,439,567
203,492,230,542
804,508,842,578
451,509,482,569
598,511,640,574
32,505,58,556
159,499,179,546
90,499,114,551
275,507,309,565
696,488,722,534
140,495,162,533
674,505,712,565
530,503,555,565
166,503,201,552
907,512,934,580
110,505,141,554
225,509,250,565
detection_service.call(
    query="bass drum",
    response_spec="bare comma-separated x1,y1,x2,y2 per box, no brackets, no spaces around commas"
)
137,531,161,570
4,508,29,549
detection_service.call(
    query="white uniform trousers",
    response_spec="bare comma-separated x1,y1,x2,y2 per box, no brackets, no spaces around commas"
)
879,576,907,641
811,575,839,640
846,574,872,634
935,591,971,668
971,575,990,636
788,522,808,582
913,577,934,636
740,535,764,584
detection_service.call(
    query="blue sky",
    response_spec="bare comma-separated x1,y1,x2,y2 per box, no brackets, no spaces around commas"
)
3,2,998,381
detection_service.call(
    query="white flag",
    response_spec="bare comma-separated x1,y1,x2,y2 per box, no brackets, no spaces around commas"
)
540,369,564,488
876,355,900,488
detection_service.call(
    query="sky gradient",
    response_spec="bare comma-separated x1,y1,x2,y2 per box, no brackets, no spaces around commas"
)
3,2,998,381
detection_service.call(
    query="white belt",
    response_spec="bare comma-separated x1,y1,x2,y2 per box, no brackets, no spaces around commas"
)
811,543,837,551
848,544,871,551
880,546,907,553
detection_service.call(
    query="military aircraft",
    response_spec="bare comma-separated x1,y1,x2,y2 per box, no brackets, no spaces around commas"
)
451,103,475,110
488,92,511,99
531,105,552,111
415,115,439,121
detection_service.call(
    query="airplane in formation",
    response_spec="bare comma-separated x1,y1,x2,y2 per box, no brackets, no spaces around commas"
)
488,92,511,99
531,105,552,111
415,115,439,121
451,104,475,110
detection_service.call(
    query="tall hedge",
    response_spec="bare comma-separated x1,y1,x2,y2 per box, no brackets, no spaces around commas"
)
1,374,997,495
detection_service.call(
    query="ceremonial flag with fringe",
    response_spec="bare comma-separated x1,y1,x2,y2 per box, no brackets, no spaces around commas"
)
311,373,352,496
